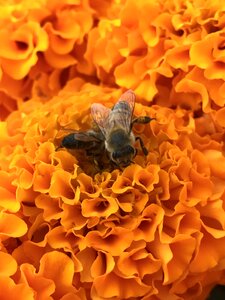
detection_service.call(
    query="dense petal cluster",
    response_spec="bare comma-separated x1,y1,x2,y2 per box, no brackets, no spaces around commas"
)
1,82,225,299
0,0,225,299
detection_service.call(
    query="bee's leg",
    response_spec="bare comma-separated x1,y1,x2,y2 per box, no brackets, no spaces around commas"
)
131,116,156,130
135,137,148,155
93,157,103,170
87,145,106,170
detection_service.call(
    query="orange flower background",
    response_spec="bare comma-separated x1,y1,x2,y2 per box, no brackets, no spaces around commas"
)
1,0,225,299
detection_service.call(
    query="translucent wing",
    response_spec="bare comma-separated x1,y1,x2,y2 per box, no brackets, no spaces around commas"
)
118,89,135,115
74,131,103,142
60,129,103,142
91,103,111,137
110,89,135,134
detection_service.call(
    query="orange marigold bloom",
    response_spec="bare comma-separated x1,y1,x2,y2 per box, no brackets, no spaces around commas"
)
0,0,225,300
0,81,225,299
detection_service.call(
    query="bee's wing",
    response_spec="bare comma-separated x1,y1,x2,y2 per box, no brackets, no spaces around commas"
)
74,131,103,142
118,89,135,113
112,89,135,133
91,103,110,137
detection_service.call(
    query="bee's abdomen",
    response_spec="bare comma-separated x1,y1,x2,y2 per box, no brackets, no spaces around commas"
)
61,133,88,149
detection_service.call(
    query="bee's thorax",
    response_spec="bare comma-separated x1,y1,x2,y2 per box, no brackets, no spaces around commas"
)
105,128,135,152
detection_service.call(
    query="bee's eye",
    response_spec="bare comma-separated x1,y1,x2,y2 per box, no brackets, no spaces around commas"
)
112,146,135,160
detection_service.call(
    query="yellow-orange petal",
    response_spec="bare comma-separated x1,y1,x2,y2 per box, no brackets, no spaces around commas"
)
114,56,140,88
33,162,56,193
0,211,27,239
44,48,77,69
0,22,48,79
12,241,46,269
92,272,151,299
189,34,216,69
111,175,133,193
198,199,225,238
190,231,225,273
83,227,134,256
60,293,85,300
117,240,161,278
47,226,81,253
76,247,97,283
91,251,115,278
166,45,190,72
175,77,209,112
205,61,225,81
203,150,225,180
39,251,77,298
60,203,87,230
133,164,160,192
215,107,225,127
27,215,50,245
77,173,101,198
81,197,118,218
134,204,164,242
48,169,76,203
0,252,17,276
0,171,19,212
0,276,34,300
150,234,196,284
19,263,55,300
35,194,62,222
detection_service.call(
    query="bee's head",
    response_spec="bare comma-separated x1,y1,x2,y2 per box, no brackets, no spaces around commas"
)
111,145,136,167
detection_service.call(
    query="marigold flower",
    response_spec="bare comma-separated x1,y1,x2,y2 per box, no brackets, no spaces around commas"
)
1,0,225,299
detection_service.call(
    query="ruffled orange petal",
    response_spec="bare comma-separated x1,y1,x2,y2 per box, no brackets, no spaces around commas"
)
60,203,87,230
48,170,76,203
0,171,19,212
149,233,196,284
190,230,225,273
27,214,50,245
19,263,55,300
0,276,34,300
0,252,17,276
38,251,78,298
81,197,118,218
91,251,115,278
0,211,27,240
92,272,151,299
134,204,164,242
12,241,46,269
190,34,216,69
111,175,133,193
35,194,62,222
82,227,134,256
77,173,101,198
47,226,81,254
215,106,225,127
0,22,48,79
76,247,97,283
117,240,161,278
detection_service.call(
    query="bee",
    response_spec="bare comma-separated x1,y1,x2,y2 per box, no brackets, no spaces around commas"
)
91,89,154,167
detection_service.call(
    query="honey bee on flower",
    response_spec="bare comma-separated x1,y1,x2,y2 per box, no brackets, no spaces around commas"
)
58,90,155,168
